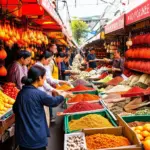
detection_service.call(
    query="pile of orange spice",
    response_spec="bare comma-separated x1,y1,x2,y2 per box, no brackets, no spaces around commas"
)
68,94,99,103
86,134,130,149
56,84,72,91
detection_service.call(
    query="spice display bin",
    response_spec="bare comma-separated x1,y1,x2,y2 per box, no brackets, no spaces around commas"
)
64,132,87,150
64,109,118,133
83,126,142,150
72,89,98,95
64,91,100,109
120,115,150,128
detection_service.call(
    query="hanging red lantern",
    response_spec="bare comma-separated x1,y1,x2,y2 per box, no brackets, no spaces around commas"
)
0,66,7,76
0,48,7,60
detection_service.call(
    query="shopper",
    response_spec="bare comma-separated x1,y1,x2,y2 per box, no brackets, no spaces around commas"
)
13,65,71,150
87,48,97,69
35,51,68,123
104,50,124,77
49,44,59,79
7,50,31,89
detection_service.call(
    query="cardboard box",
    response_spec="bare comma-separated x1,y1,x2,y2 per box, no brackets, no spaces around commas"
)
83,126,142,150
0,114,15,134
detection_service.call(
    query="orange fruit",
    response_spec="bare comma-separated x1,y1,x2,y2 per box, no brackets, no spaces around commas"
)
143,140,150,150
137,134,144,141
135,130,141,134
144,124,150,132
142,131,150,137
135,126,143,131
145,137,150,141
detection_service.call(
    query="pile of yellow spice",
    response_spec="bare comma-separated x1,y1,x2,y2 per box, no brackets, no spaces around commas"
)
69,114,113,131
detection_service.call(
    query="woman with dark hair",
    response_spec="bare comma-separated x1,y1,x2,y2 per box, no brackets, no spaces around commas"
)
61,53,75,80
35,51,68,93
35,51,68,123
13,65,71,150
7,50,31,89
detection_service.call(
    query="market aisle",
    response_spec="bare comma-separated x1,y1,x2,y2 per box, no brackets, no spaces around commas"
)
48,106,64,150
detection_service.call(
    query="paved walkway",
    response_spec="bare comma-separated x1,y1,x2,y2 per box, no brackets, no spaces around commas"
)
48,106,64,150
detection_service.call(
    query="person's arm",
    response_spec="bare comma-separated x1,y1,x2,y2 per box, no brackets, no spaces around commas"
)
41,91,73,107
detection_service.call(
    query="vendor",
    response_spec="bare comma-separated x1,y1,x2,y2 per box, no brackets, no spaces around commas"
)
13,65,72,150
61,53,71,80
87,48,97,69
7,50,31,89
105,50,124,78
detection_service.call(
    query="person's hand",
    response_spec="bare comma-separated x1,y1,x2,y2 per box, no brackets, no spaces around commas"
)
58,91,74,99
112,67,116,72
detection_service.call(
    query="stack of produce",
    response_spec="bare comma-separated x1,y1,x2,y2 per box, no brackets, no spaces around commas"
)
106,98,131,115
69,114,113,131
56,84,72,91
72,79,89,87
98,75,112,83
135,108,150,115
64,102,103,113
106,85,131,94
107,76,124,86
85,68,92,72
2,82,19,99
131,124,150,150
98,72,108,79
122,86,145,97
69,85,94,92
126,60,150,74
0,90,15,115
67,94,99,103
86,134,130,149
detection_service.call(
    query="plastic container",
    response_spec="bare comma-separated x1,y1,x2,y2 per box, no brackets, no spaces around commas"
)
122,115,150,123
64,109,118,133
64,132,87,150
72,90,98,95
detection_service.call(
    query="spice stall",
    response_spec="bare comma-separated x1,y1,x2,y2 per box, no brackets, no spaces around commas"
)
0,0,74,149
61,2,150,150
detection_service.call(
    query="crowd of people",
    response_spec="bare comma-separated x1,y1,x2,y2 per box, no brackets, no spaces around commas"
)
5,43,124,150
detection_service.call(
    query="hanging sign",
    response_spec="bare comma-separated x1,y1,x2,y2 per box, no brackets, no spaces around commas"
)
48,32,64,39
40,0,62,26
105,15,124,34
126,1,150,25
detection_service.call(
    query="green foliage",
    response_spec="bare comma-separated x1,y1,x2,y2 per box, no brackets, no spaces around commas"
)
71,18,88,45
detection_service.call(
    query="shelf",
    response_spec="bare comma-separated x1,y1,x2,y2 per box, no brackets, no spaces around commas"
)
127,68,150,74
126,57,150,61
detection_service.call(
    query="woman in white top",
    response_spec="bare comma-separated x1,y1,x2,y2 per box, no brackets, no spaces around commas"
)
35,51,69,123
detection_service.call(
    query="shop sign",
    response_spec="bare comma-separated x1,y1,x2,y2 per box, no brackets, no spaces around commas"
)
48,32,64,39
40,0,62,26
126,1,150,25
105,15,124,34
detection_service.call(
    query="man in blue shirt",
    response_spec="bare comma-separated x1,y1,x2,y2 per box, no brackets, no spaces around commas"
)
87,48,97,69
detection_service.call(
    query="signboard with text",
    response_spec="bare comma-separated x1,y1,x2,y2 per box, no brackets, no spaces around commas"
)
126,1,150,25
105,15,125,34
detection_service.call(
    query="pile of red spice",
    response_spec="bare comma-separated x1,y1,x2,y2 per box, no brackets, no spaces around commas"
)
68,85,94,92
64,101,103,113
107,76,123,86
122,86,145,97
126,86,145,93
99,72,108,79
